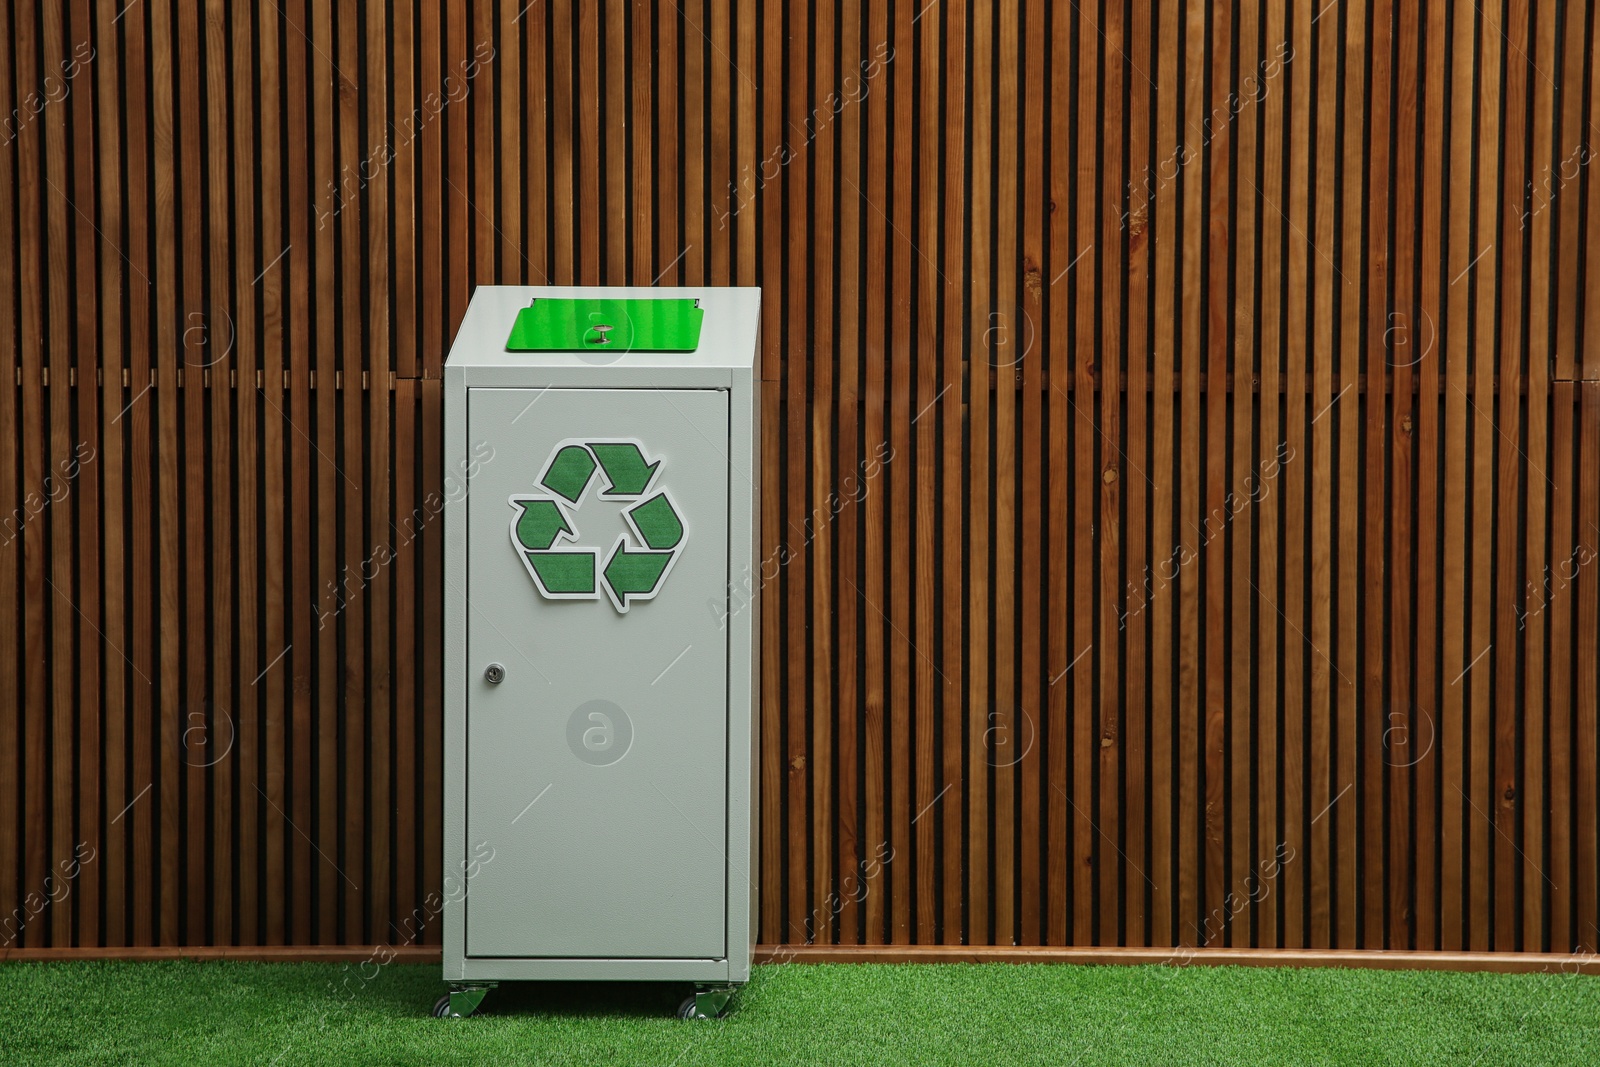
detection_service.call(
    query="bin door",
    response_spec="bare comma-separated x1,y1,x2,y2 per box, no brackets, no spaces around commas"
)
465,387,730,960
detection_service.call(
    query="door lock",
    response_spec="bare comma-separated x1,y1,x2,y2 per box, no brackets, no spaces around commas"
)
484,663,506,685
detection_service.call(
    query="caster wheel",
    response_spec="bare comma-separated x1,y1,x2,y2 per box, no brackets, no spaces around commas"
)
677,990,734,1020
433,985,492,1018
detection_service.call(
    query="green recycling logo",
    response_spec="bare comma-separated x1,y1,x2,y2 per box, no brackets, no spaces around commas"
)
508,439,685,613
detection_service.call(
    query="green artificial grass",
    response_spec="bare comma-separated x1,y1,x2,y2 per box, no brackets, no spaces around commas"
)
1,959,1597,1065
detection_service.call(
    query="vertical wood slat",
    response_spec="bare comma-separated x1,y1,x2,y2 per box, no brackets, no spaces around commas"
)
42,0,75,954
176,0,206,951
231,0,260,948
1071,0,1097,948
1149,0,1178,950
1015,0,1043,951
889,0,915,947
1176,0,1202,950
911,0,937,949
1283,0,1311,951
203,0,232,949
420,377,443,945
1578,1,1600,956
1067,0,1092,945
1468,0,1501,955
833,0,864,949
939,0,967,948
0,0,1595,957
0,0,19,955
1044,0,1069,950
1097,0,1124,951
394,378,417,941
784,0,811,948
1550,383,1575,949
258,0,287,949
150,0,181,949
1335,0,1364,952
755,0,784,826
68,0,101,952
1414,0,1446,953
286,0,314,949
338,0,367,947
1440,0,1472,953
1521,0,1554,955
992,0,1016,950
367,0,393,950
94,0,126,948
1121,0,1151,952
1360,0,1391,951
966,0,991,948
311,0,339,948
1255,0,1286,953
1490,0,1523,955
1553,0,1587,387
1228,0,1258,952
15,0,47,953
807,0,837,949
1580,387,1600,953
1202,0,1229,952
1388,0,1418,955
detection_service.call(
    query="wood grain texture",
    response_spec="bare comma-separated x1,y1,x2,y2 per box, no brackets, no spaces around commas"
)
0,0,1595,956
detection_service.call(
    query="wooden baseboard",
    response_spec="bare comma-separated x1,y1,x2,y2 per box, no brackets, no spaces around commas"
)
754,944,1600,975
0,946,444,964
4,943,1593,975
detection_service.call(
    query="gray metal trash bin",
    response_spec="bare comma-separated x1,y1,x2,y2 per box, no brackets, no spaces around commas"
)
440,287,760,1019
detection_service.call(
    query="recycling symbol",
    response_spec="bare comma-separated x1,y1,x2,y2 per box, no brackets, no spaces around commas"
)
509,439,686,613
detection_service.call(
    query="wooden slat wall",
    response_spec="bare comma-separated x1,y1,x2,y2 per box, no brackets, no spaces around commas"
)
2,0,1599,954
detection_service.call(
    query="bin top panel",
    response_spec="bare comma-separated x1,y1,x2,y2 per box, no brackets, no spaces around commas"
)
446,286,760,372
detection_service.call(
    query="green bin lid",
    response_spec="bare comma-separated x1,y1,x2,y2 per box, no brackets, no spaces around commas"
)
506,297,704,352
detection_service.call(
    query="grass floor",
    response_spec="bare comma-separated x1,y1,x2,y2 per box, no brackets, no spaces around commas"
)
1,959,1597,1065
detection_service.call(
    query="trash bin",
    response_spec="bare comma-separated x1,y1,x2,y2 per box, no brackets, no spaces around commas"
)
440,287,760,1020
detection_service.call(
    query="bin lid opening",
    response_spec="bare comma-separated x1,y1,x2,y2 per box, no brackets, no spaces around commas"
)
506,297,704,352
